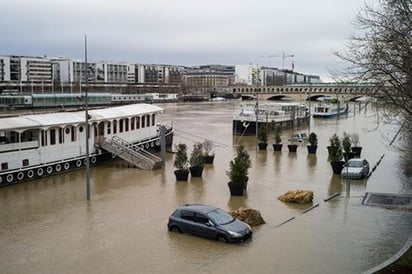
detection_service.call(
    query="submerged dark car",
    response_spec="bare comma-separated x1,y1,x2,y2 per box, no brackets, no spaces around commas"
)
167,204,252,243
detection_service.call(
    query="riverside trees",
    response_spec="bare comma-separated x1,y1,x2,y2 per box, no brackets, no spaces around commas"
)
334,0,412,131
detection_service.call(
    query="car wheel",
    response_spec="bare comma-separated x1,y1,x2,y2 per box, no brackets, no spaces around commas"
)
216,234,228,243
169,225,181,233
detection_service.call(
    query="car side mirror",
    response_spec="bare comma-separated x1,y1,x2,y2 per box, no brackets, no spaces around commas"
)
206,221,214,227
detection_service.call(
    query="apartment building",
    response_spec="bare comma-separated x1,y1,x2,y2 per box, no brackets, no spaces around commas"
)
136,64,182,84
0,56,10,82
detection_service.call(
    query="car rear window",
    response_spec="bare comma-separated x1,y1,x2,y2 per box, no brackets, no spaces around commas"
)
207,209,234,225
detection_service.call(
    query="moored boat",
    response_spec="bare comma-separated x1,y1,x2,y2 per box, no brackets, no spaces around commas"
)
312,99,348,118
233,102,309,135
0,103,173,186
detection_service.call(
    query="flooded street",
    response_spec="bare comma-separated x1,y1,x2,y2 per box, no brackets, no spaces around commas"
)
0,101,411,274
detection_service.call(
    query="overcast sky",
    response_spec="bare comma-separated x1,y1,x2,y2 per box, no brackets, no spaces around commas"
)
1,0,366,81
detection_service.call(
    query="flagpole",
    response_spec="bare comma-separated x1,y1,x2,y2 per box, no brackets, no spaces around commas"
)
85,34,91,201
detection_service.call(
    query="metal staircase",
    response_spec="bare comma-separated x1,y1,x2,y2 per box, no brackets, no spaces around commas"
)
99,136,163,170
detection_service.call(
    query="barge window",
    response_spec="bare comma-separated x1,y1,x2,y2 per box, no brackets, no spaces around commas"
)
131,118,135,130
119,119,124,133
136,116,140,129
50,129,56,145
107,121,111,134
113,120,117,134
59,128,64,144
125,118,129,132
41,130,47,146
71,126,76,142
22,159,29,166
141,116,145,128
146,115,150,127
152,114,155,126
1,162,8,170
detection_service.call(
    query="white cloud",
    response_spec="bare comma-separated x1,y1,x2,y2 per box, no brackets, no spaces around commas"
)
0,0,364,81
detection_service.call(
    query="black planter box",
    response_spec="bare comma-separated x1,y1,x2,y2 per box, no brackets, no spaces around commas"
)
288,144,298,153
343,152,355,162
351,147,362,158
330,160,345,174
174,169,189,181
273,144,283,152
307,145,318,154
189,166,203,177
204,155,215,164
228,181,245,196
258,143,268,150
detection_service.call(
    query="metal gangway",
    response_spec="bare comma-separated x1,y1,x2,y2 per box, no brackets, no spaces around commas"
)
99,136,163,170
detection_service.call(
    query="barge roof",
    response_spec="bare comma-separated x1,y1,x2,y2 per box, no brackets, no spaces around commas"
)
0,103,163,131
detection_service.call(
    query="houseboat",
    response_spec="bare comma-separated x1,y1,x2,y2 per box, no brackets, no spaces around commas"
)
312,99,349,118
233,102,309,135
0,103,173,186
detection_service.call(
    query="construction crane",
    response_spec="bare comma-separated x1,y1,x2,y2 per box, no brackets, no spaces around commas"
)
260,52,294,70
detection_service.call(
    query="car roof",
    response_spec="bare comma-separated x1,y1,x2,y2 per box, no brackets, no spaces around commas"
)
178,204,217,214
348,158,366,162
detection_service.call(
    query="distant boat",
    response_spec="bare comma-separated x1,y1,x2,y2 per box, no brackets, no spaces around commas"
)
312,98,348,118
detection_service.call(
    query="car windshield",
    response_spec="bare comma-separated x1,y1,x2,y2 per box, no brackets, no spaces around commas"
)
348,161,363,168
207,209,235,225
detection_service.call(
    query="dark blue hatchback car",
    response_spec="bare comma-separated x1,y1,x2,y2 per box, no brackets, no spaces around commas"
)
167,204,252,243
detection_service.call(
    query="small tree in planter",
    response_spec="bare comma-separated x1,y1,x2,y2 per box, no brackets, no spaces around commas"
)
342,132,354,161
189,142,205,177
173,143,189,181
287,135,298,153
227,145,251,196
328,133,344,174
351,133,362,157
203,139,215,164
257,124,268,150
307,132,318,154
273,125,283,152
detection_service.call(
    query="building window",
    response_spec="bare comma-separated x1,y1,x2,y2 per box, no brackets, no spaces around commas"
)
1,162,8,170
22,159,29,166
141,116,145,128
125,118,129,132
136,116,140,129
50,129,56,145
146,115,150,127
151,114,155,126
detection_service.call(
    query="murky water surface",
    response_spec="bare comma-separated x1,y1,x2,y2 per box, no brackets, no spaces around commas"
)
0,101,411,274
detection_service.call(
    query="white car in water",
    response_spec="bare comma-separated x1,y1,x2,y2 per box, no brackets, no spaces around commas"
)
341,158,370,179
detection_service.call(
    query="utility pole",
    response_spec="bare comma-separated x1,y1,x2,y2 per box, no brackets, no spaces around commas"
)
84,34,91,201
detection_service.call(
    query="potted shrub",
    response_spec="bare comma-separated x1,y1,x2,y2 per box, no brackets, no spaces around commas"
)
272,125,283,152
227,145,251,196
307,132,318,154
351,133,362,157
257,124,268,150
189,142,205,177
328,133,345,174
342,132,354,161
203,139,215,164
287,135,298,153
173,143,189,181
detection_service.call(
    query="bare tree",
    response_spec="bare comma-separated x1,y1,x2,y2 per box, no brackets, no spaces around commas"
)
334,0,412,129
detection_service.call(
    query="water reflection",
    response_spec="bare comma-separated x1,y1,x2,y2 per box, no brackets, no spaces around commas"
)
0,101,411,274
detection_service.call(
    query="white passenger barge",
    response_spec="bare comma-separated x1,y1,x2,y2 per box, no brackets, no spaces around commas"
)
233,102,309,135
0,103,173,186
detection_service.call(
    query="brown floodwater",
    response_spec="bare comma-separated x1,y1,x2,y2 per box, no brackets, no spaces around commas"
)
0,101,411,274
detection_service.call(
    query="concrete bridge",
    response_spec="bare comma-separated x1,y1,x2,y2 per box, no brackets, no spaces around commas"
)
232,83,381,101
